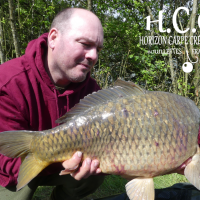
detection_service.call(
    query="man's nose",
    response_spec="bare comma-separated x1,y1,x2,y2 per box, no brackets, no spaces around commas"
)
85,48,98,62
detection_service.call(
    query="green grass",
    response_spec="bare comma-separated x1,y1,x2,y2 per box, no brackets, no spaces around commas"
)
32,174,189,200
153,173,189,189
32,186,54,200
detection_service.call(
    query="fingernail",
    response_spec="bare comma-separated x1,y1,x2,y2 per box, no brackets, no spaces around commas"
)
94,161,99,167
59,169,72,175
70,172,74,177
96,168,101,173
59,170,64,175
77,151,82,158
68,164,79,170
86,158,91,165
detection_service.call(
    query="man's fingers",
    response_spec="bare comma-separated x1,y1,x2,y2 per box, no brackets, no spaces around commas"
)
62,151,82,171
71,158,91,180
59,169,71,175
60,152,102,180
90,160,100,174
71,159,101,180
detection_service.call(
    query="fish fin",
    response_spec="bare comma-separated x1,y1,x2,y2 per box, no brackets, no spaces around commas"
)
56,80,146,124
17,153,49,191
0,131,36,158
0,130,46,191
184,146,200,189
114,79,146,95
125,178,154,200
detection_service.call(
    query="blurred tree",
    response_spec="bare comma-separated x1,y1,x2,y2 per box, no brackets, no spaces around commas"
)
0,0,199,106
8,0,20,57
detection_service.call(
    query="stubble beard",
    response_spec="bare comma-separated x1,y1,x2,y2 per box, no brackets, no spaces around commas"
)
66,69,89,83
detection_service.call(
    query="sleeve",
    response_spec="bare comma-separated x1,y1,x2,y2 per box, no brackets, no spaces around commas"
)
0,91,29,187
0,91,29,132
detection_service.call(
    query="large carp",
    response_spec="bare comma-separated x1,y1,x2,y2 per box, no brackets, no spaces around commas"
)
0,80,200,200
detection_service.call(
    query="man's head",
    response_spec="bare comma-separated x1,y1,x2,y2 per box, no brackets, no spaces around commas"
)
47,8,104,87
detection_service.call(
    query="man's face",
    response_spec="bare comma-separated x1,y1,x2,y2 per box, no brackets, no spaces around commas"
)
49,12,104,86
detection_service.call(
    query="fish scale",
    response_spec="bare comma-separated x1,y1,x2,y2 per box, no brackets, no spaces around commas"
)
0,80,200,200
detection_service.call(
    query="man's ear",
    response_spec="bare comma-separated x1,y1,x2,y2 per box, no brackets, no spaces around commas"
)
48,28,58,49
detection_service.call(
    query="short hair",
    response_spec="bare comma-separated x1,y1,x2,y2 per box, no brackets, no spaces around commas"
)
50,8,96,33
50,8,75,33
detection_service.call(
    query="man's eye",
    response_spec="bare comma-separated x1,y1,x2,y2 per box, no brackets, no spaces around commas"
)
82,43,89,47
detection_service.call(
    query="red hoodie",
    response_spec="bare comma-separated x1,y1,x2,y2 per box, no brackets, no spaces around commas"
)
0,33,100,187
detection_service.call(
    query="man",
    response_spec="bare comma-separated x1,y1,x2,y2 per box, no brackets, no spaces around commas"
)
0,8,104,200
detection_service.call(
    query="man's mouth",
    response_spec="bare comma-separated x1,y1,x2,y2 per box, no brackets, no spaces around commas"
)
81,63,90,68
79,63,92,70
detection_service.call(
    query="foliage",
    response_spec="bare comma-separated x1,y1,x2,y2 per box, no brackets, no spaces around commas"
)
0,0,199,104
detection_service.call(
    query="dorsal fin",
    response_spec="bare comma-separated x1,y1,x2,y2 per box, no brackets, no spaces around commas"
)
114,79,146,94
56,79,146,124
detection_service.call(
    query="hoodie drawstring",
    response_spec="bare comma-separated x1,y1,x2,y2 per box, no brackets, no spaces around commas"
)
54,88,60,124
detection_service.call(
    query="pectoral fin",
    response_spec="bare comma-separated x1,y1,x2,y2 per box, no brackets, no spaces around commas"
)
125,178,154,200
184,146,200,190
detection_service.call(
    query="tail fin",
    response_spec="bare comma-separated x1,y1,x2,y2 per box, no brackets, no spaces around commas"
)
0,130,49,191
0,130,35,158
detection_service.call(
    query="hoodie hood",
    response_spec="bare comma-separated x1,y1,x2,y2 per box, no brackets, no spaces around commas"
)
0,33,100,187
24,33,92,97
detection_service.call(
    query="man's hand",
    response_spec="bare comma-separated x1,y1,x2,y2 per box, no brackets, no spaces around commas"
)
60,151,101,180
171,157,192,175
